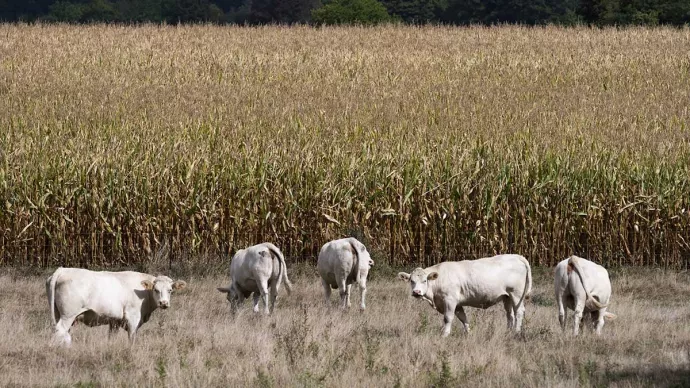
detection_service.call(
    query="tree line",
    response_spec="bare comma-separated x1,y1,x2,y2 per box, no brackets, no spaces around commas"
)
1,0,688,26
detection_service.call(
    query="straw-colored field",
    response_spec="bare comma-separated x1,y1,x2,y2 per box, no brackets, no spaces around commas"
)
1,267,689,387
1,25,689,269
1,24,689,386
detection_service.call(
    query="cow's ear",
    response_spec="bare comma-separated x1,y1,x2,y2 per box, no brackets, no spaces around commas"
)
397,272,410,281
427,272,439,281
173,280,187,291
217,287,230,294
141,280,154,290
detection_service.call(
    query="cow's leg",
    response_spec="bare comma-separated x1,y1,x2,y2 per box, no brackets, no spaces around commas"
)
515,302,526,332
108,322,120,339
358,278,368,310
509,293,526,332
125,311,141,345
454,306,470,333
573,303,584,336
230,297,241,316
252,293,261,313
52,306,90,346
259,280,270,315
569,272,586,336
593,310,605,335
54,315,79,346
441,301,458,337
269,281,278,314
321,278,332,306
556,293,567,331
503,298,515,330
346,284,353,308
336,277,348,309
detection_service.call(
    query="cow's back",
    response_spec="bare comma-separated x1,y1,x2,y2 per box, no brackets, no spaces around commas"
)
230,245,277,292
573,257,612,303
438,255,528,285
433,256,529,307
107,271,153,294
53,268,144,320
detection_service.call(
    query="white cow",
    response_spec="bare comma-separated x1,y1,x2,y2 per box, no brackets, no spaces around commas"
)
317,237,374,310
554,255,616,336
217,242,292,314
46,267,187,346
398,254,532,337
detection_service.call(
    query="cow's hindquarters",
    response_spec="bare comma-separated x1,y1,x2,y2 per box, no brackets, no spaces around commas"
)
46,271,59,326
512,256,532,332
45,269,79,346
567,270,588,335
554,262,570,331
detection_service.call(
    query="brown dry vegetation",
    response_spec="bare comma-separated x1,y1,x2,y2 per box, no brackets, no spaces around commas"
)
1,25,689,269
1,268,689,387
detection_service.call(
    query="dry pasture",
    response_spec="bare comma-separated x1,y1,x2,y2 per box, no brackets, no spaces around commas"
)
1,267,689,387
1,23,690,387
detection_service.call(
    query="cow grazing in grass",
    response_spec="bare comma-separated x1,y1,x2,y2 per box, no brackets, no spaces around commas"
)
46,267,187,346
317,237,374,310
554,255,616,336
217,242,292,314
398,254,532,337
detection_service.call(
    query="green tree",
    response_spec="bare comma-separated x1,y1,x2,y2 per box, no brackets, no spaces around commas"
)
273,0,322,23
247,0,273,22
379,0,446,23
1,0,55,21
226,0,253,23
658,0,690,24
115,0,165,22
207,3,225,21
579,0,619,23
442,0,578,25
312,0,391,24
162,0,213,23
580,0,666,25
49,1,86,21
615,0,660,24
248,0,321,24
81,0,118,21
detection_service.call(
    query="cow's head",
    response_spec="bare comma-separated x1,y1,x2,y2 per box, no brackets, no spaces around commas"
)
142,276,187,309
217,283,241,305
398,268,438,298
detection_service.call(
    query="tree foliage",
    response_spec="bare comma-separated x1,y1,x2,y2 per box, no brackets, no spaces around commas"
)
378,0,445,23
0,0,688,26
312,0,391,24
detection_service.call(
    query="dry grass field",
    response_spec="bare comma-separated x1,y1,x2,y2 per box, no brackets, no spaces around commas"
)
1,24,689,387
1,267,689,387
1,25,689,268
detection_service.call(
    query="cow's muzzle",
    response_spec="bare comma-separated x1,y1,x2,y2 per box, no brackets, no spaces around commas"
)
159,303,169,309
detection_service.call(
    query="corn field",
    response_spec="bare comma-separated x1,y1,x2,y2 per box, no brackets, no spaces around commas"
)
0,24,689,269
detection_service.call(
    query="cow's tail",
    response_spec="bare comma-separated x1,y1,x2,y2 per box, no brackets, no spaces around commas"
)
347,238,361,284
47,268,62,326
568,256,607,310
265,243,292,294
518,255,532,305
